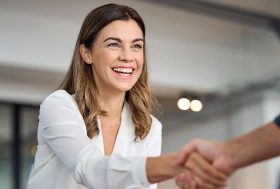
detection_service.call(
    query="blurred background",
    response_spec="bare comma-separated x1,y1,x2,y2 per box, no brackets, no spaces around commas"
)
0,0,280,188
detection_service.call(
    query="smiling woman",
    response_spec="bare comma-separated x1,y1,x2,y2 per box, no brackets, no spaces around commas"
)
80,19,144,97
26,3,228,189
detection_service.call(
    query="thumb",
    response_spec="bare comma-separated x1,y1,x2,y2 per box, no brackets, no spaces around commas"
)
176,139,201,166
213,156,234,176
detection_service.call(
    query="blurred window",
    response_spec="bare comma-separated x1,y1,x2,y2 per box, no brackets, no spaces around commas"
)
20,106,39,188
0,104,12,189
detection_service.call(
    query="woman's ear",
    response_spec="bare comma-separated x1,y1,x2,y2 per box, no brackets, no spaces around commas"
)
79,44,92,64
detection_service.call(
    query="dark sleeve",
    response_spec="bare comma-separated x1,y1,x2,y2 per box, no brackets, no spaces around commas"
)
274,114,280,128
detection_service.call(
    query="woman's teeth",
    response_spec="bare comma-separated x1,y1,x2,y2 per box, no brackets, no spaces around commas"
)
112,67,133,75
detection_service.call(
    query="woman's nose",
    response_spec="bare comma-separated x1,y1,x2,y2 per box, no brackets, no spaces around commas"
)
118,46,133,62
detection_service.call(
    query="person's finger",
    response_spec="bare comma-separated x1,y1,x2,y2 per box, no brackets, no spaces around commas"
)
186,171,197,189
175,174,184,188
177,139,201,166
193,175,222,189
175,171,199,189
194,152,228,181
175,173,190,189
182,172,190,189
185,153,228,187
186,164,216,189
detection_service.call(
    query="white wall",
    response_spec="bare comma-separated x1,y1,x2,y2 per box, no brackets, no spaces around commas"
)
0,0,280,103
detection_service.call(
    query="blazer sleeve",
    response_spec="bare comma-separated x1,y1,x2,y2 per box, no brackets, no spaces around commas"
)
39,91,150,189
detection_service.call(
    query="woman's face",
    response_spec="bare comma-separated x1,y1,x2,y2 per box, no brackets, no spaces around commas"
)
89,19,144,94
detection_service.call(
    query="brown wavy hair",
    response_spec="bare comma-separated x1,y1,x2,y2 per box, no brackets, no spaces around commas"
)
59,3,154,140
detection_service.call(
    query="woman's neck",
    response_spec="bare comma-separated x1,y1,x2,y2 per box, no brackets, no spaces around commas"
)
99,90,125,120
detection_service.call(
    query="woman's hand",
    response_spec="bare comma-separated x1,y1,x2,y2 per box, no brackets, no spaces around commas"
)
175,152,228,189
175,170,196,189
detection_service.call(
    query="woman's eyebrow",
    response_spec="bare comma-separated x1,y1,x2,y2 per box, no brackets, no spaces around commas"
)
103,37,144,43
103,37,121,43
132,38,144,43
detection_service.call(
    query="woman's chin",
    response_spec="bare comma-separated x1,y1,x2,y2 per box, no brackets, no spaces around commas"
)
116,86,134,93
112,81,136,93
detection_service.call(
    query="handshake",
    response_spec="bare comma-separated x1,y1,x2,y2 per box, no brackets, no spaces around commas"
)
153,120,280,189
146,138,237,189
173,138,235,189
147,120,280,188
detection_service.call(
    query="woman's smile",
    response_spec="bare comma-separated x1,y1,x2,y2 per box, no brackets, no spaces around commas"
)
111,66,136,81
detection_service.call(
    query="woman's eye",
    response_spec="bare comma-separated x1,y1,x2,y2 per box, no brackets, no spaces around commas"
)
132,44,143,49
108,43,120,48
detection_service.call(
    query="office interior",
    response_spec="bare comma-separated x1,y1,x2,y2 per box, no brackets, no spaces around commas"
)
0,0,280,188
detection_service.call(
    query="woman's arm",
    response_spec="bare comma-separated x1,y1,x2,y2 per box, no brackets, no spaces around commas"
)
147,153,184,183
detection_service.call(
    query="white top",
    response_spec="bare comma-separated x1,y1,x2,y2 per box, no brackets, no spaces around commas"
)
27,90,162,189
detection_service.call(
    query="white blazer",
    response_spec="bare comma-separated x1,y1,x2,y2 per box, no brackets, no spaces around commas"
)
27,90,162,189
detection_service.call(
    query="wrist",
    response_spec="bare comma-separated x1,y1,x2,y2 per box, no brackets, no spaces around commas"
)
146,153,183,183
222,139,241,172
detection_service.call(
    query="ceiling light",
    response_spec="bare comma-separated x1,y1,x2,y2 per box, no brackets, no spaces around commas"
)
177,98,190,110
190,99,203,112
